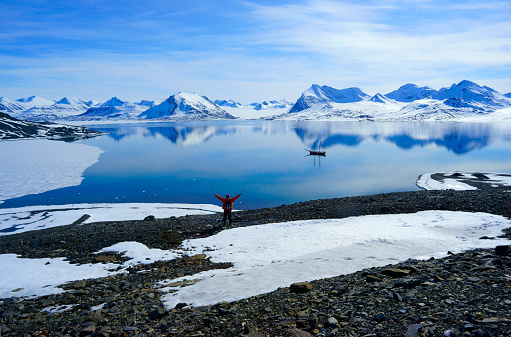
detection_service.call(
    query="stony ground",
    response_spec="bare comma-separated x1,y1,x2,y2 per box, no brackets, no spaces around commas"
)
0,189,510,336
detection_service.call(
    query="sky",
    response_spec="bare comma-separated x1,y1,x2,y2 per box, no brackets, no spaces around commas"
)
1,0,510,104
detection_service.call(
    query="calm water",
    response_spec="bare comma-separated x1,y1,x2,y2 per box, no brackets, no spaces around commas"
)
2,120,511,210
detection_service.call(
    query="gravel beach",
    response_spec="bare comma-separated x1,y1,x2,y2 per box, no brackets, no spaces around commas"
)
1,189,510,336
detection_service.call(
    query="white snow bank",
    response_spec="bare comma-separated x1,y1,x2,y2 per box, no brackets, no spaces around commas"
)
158,211,511,308
1,211,509,306
0,203,223,236
0,139,103,204
0,240,186,299
417,172,511,190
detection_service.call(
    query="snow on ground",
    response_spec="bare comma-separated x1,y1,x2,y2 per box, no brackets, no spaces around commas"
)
157,211,511,308
0,203,223,236
1,209,509,307
0,139,103,204
417,172,511,190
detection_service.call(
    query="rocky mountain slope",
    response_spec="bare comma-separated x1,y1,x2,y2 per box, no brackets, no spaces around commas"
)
0,111,102,140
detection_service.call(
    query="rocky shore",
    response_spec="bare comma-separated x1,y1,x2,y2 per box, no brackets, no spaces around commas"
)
1,189,510,336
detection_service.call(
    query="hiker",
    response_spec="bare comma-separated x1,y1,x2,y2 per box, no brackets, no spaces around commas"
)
214,192,242,226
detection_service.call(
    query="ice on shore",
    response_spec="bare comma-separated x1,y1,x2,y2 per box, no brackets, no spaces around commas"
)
0,203,222,236
417,172,511,190
0,139,103,204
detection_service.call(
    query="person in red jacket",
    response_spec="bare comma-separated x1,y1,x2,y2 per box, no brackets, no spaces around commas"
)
214,192,242,226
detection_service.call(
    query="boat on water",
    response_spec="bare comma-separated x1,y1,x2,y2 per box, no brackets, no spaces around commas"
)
307,149,326,156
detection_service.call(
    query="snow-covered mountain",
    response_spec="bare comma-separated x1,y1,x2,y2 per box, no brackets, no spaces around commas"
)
289,85,370,113
2,81,511,123
0,111,102,140
385,84,437,102
13,97,91,121
250,100,293,110
15,95,55,108
282,80,511,121
76,97,152,120
214,99,242,108
139,92,235,120
0,97,26,114
433,80,509,108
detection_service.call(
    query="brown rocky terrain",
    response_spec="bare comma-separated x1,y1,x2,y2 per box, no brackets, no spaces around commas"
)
0,189,510,336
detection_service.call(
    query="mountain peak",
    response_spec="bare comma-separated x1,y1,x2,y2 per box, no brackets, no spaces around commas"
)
15,96,54,107
139,92,235,120
290,84,370,113
100,97,125,107
385,84,436,102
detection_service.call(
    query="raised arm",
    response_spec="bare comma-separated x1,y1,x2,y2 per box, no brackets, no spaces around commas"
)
214,193,226,202
230,193,243,202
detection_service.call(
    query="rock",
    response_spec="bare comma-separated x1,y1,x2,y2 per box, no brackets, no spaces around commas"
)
243,322,258,334
79,324,96,336
392,292,403,302
73,280,87,289
148,308,166,320
174,302,188,309
373,312,386,322
95,254,118,262
289,282,313,293
144,215,156,221
405,323,423,337
366,275,382,283
495,245,511,256
287,328,314,337
327,317,338,325
381,268,410,278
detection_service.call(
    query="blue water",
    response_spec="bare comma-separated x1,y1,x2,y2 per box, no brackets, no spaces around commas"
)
2,120,511,210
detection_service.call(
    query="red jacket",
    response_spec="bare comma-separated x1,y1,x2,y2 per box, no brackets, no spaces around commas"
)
214,193,242,211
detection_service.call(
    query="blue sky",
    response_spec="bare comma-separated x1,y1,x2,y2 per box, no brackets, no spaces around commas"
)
1,0,510,103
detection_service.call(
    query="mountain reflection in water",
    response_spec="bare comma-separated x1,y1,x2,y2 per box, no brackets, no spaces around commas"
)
2,121,510,210
100,121,498,155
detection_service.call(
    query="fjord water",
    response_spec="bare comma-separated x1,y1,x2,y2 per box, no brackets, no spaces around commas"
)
2,121,511,210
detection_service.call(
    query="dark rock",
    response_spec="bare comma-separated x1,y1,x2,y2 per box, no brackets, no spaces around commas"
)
144,215,156,221
289,282,313,293
495,245,511,256
174,302,188,309
373,312,386,322
148,308,166,320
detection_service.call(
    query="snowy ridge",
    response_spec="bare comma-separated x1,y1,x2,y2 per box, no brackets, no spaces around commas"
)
139,92,235,120
13,97,91,121
289,85,370,113
280,80,511,121
2,80,511,122
76,97,152,120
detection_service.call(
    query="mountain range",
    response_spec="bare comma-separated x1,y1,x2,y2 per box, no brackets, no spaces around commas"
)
1,80,510,122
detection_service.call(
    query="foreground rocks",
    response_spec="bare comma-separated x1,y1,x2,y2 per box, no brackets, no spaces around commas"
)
0,190,510,336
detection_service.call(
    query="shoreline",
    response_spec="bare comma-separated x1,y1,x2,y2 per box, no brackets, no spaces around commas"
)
1,189,510,336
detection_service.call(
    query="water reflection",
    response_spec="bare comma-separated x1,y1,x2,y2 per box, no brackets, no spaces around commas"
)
3,121,509,210
92,121,506,155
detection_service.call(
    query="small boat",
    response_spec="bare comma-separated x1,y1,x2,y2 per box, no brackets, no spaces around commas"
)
307,150,326,156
